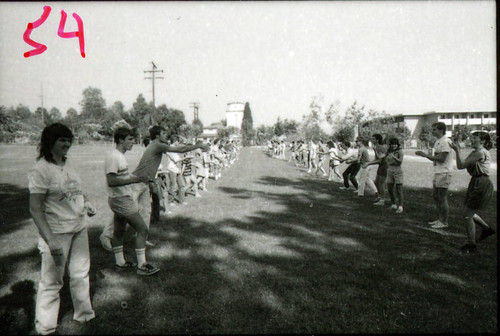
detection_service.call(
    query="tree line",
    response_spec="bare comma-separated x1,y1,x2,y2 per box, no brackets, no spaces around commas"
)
0,87,205,144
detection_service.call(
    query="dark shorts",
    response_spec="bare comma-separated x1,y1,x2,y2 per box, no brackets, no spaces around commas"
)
377,164,388,177
465,176,493,210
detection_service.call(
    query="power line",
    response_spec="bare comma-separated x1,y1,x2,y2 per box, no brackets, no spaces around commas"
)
144,61,164,107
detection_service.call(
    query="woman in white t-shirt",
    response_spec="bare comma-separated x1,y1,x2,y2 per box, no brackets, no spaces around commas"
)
28,123,96,335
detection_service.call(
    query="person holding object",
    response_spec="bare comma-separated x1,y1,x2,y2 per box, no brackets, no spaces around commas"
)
28,123,96,335
415,122,454,229
450,132,495,252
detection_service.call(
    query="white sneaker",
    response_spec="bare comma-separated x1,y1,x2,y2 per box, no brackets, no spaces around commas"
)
395,206,403,214
390,204,397,210
428,219,440,225
431,221,448,229
100,234,113,252
339,186,349,190
373,199,385,206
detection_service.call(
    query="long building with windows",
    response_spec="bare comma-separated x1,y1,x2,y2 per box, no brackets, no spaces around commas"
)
362,110,497,139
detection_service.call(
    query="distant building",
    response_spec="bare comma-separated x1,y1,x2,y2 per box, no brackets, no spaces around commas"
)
199,123,224,140
226,102,245,129
362,110,497,139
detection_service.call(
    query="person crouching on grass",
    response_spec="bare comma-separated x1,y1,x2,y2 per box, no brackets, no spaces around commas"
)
105,127,160,276
450,132,495,253
29,123,96,334
385,138,404,214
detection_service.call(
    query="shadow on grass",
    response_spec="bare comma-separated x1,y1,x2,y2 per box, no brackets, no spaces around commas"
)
0,183,31,235
0,155,497,334
75,177,495,334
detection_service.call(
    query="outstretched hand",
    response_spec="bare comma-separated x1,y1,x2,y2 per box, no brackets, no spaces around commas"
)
449,142,459,151
415,150,426,157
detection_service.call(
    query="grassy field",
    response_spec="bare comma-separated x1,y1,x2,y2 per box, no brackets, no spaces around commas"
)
0,144,497,334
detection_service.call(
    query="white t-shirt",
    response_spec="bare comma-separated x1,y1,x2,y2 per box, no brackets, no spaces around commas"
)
104,148,133,198
165,152,181,174
309,143,317,156
28,158,86,234
329,148,340,165
433,135,454,174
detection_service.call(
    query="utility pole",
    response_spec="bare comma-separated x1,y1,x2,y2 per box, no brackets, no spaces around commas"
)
144,61,164,107
190,102,200,122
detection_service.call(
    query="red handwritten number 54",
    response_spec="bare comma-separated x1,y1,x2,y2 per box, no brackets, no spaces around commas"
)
23,6,86,58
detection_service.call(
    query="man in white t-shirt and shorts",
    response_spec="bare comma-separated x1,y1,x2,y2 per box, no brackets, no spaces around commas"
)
416,122,454,229
105,127,159,275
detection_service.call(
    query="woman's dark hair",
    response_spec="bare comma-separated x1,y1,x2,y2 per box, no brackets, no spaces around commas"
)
37,123,74,163
388,137,400,151
474,131,492,150
372,134,384,145
326,140,334,148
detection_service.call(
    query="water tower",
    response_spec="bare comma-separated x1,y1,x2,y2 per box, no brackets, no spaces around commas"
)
226,102,245,129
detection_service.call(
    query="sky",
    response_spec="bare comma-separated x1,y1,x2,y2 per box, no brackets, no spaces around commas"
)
0,1,496,127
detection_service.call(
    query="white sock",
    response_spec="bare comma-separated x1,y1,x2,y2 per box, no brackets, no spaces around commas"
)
113,246,126,266
135,248,147,268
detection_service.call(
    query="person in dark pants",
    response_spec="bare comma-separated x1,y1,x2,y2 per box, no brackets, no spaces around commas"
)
143,136,161,227
339,140,361,191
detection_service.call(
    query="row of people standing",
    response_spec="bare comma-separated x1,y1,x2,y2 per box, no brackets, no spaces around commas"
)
268,122,495,253
27,122,239,335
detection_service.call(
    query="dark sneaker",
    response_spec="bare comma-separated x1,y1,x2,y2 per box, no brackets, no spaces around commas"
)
460,243,477,253
478,228,495,241
136,263,160,276
115,261,137,271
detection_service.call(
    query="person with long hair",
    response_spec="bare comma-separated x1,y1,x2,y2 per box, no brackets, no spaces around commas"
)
386,138,404,213
450,132,495,252
28,123,96,334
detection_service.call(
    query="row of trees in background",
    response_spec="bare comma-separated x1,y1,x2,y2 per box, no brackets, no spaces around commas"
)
1,90,496,148
0,87,203,144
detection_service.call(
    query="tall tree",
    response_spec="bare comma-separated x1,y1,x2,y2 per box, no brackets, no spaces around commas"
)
65,108,79,131
49,107,62,123
274,117,285,136
80,87,107,121
132,94,156,139
241,102,254,145
34,107,49,125
12,104,32,121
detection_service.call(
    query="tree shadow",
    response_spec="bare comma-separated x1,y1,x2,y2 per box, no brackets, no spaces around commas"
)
0,183,32,235
0,280,36,335
0,152,496,334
